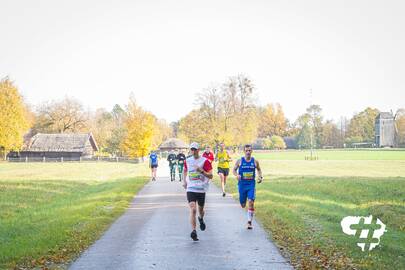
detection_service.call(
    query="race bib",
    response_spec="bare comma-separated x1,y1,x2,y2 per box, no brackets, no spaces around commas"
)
242,172,254,180
189,171,202,181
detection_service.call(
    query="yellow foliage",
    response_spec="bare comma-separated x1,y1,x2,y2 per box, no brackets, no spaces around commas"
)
120,99,156,158
0,78,29,158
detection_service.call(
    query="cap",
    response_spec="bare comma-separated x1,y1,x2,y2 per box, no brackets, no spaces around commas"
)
190,142,200,150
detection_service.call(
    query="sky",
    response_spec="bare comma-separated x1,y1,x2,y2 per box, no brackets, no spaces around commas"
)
1,0,404,123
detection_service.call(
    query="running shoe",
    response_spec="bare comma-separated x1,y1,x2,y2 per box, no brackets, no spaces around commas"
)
247,221,253,230
222,192,226,197
190,230,199,241
198,217,206,231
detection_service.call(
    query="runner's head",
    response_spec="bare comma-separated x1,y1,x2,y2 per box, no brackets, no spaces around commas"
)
205,145,211,153
220,142,225,151
190,142,200,158
244,144,253,159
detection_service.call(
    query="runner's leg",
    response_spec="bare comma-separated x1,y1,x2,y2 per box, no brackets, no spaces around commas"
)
219,172,225,194
189,201,197,230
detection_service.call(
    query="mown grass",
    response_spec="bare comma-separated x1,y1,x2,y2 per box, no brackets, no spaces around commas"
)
253,149,405,161
0,162,149,269
214,149,405,270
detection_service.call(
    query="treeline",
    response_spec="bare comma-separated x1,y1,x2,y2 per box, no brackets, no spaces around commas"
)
0,77,172,159
176,75,405,149
1,76,405,159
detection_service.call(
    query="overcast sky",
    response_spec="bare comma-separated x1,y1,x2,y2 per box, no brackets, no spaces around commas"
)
1,0,404,122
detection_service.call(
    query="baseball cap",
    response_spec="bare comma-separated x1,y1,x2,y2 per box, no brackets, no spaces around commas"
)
190,142,200,150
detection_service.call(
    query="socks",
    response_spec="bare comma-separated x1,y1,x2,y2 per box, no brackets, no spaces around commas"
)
247,208,254,222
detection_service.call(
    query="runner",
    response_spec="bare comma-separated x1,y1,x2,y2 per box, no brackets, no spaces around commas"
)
149,151,159,181
176,150,186,182
202,145,214,164
167,150,178,181
182,142,213,241
233,144,263,229
215,142,232,197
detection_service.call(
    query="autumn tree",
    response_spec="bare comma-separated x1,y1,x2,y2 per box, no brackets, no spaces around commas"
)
87,108,115,154
120,98,156,158
0,77,30,159
152,119,173,149
347,107,379,143
257,103,287,137
33,97,88,133
321,120,342,148
179,74,258,147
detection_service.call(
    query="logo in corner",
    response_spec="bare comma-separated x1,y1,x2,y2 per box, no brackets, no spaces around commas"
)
340,215,387,251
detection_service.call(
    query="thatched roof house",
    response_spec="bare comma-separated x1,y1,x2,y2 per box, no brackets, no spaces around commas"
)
20,133,98,159
159,138,189,151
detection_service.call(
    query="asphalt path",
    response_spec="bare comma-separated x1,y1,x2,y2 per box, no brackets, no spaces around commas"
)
69,174,293,270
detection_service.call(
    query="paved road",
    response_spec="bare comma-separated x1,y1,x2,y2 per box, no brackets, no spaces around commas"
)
69,176,293,270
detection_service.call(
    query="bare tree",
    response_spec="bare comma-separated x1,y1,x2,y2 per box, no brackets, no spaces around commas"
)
34,97,88,133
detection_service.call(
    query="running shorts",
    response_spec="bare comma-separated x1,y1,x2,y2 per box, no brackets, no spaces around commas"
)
187,192,206,207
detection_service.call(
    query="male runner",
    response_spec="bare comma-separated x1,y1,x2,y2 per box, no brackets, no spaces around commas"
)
182,142,213,241
167,150,177,181
176,150,186,182
215,142,232,197
233,144,263,229
149,151,159,181
202,145,214,164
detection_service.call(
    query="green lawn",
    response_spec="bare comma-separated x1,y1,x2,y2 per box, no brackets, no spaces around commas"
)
0,162,149,269
216,149,405,270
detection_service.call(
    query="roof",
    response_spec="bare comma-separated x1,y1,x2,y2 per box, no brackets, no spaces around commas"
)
23,133,98,152
159,138,189,150
376,112,394,119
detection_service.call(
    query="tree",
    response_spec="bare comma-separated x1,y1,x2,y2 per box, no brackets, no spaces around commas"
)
152,119,173,149
295,113,312,149
271,135,286,149
306,105,323,147
179,74,258,147
257,103,287,137
396,108,405,146
321,120,341,148
87,108,115,154
347,107,379,143
0,77,30,159
34,97,88,133
121,98,156,158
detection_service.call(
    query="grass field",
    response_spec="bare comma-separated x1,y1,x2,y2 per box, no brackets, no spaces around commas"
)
0,162,149,269
215,149,405,270
1,149,404,270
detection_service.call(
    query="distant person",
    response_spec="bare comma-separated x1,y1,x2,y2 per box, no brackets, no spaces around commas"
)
233,144,263,229
182,142,213,241
167,150,178,181
176,150,186,182
202,145,214,164
215,142,232,197
149,151,159,181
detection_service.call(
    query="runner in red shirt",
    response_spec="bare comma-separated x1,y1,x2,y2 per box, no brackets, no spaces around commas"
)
202,145,214,164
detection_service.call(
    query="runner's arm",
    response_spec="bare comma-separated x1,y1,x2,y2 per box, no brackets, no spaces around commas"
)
255,159,263,183
182,161,188,189
197,160,213,179
233,159,241,180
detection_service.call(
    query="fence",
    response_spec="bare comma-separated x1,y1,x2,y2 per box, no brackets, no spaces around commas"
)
7,156,145,164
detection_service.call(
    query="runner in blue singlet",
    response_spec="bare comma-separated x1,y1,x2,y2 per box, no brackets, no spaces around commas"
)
233,144,263,229
149,151,158,181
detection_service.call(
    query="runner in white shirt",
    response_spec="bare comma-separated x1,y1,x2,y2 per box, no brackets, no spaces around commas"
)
182,142,213,241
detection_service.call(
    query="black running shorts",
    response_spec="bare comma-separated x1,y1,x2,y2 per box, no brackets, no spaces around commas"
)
217,167,229,176
187,192,206,207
